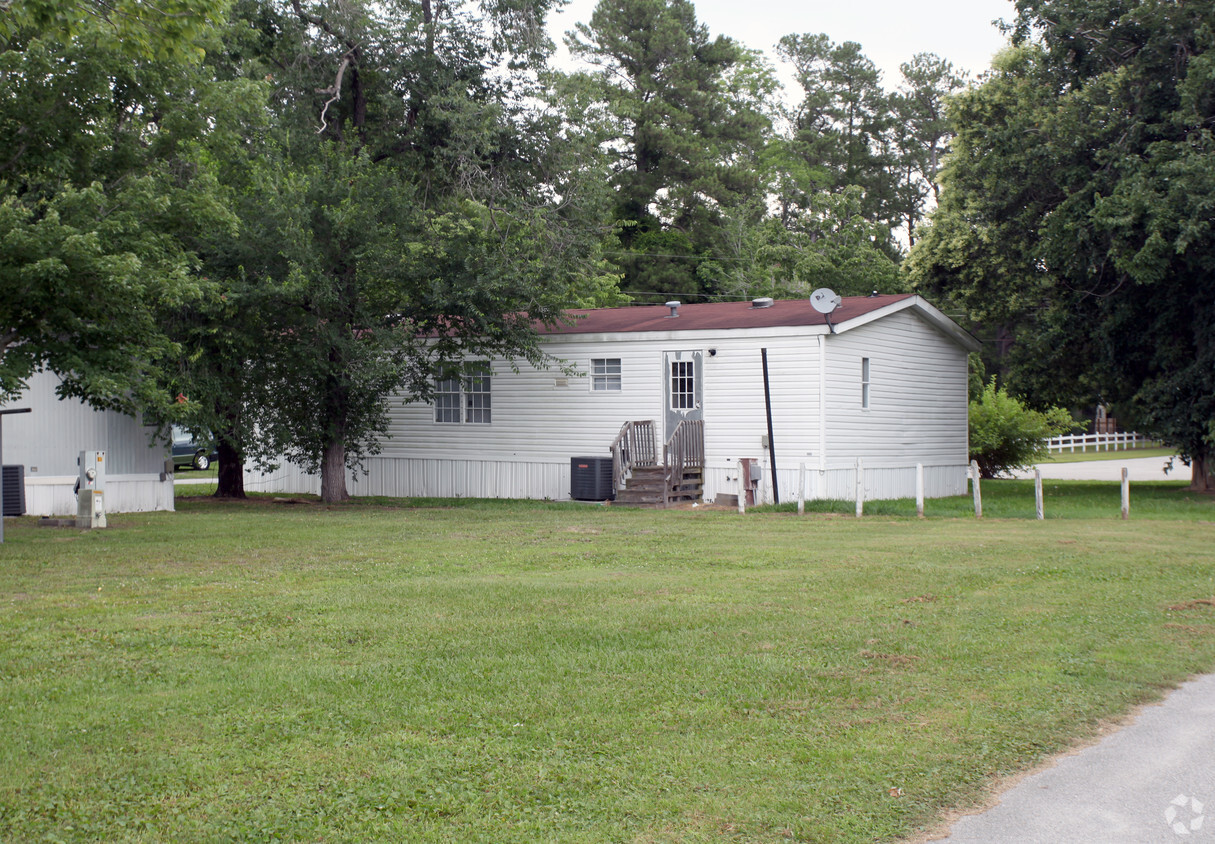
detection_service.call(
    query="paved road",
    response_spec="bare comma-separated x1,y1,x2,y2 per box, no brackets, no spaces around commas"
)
935,673,1215,842
1010,454,1184,482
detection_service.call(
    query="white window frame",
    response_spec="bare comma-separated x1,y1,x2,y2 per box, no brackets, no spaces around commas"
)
591,358,622,392
861,357,871,410
434,364,492,424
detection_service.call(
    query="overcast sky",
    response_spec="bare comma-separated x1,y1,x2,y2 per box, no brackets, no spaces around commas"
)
549,0,1016,92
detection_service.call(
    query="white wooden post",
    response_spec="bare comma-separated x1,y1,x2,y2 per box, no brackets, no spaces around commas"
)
855,457,864,518
1035,469,1044,520
915,463,924,519
970,460,982,518
737,470,746,515
797,462,806,516
1121,468,1130,520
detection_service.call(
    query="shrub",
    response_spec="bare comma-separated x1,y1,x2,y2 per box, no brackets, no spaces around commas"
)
969,380,1081,478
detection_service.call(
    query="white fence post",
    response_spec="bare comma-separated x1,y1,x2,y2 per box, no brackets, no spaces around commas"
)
797,462,806,516
1046,431,1150,453
737,471,746,515
1121,468,1130,520
1035,469,1044,521
970,460,982,518
855,458,864,518
915,463,924,519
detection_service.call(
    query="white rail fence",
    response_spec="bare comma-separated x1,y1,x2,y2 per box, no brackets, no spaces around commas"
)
1046,431,1159,453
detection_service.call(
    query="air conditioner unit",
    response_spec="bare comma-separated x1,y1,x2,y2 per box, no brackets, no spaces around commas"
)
1,465,24,516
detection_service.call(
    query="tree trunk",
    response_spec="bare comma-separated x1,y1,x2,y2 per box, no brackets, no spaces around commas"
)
320,437,348,503
1191,451,1214,493
214,439,246,499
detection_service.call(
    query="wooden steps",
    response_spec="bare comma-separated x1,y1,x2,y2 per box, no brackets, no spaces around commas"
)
614,466,703,508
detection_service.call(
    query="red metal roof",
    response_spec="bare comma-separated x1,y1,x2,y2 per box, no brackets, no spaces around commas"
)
542,294,915,335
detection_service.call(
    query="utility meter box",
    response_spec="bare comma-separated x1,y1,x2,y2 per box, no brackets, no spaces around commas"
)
76,450,107,529
738,457,762,506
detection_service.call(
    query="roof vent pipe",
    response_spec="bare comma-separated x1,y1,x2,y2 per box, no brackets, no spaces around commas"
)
665,301,681,318
751,297,774,309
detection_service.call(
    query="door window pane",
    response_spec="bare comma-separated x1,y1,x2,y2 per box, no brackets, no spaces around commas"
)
670,360,696,410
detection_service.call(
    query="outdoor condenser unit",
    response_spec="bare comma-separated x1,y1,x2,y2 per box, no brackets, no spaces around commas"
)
571,456,615,501
1,465,24,516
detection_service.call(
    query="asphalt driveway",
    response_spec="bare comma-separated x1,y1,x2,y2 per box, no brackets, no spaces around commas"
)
1010,454,1185,482
933,673,1215,842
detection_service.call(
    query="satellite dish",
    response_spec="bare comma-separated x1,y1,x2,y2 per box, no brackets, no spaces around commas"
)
810,288,842,314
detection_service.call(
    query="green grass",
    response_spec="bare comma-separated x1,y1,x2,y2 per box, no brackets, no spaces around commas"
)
1,487,1213,842
174,463,219,479
765,478,1209,521
1042,446,1174,463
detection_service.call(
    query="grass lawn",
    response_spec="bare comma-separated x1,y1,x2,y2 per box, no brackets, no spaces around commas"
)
1042,446,1175,464
174,464,219,480
1,483,1213,842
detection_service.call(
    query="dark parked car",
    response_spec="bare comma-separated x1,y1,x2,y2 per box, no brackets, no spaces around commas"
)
171,426,218,471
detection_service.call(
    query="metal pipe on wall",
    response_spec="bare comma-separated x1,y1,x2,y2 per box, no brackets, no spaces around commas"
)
761,348,779,504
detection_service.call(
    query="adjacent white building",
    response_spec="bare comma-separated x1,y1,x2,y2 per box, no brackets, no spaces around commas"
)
246,293,980,504
0,369,175,516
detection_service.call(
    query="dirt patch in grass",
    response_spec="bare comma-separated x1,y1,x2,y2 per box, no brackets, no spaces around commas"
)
1167,598,1215,611
860,650,923,667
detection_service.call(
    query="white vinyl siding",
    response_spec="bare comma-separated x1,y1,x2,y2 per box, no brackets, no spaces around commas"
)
824,309,969,475
246,300,972,503
2,369,175,515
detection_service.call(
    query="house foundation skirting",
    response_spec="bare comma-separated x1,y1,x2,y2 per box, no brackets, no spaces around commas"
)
243,456,970,505
705,462,970,506
21,474,176,516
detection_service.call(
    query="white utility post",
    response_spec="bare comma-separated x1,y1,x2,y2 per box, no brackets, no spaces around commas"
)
855,457,864,518
798,462,806,516
76,450,108,529
1035,469,1044,520
1121,468,1130,520
970,460,983,518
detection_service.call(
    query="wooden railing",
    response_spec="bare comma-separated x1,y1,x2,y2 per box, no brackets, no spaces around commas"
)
662,419,704,496
610,420,657,492
1045,431,1159,453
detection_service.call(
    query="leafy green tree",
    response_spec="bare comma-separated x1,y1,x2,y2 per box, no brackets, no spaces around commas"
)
0,0,236,417
698,188,902,300
969,379,1080,479
179,0,614,503
564,0,773,300
911,0,1215,491
0,0,224,60
775,33,900,248
889,53,968,247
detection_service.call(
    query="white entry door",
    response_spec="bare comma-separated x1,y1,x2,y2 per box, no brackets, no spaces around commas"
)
663,350,703,442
